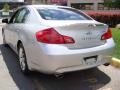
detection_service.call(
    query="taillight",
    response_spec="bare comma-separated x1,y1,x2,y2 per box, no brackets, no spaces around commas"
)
101,28,112,40
36,28,75,44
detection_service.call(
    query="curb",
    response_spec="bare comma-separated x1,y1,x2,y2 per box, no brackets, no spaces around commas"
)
111,58,120,68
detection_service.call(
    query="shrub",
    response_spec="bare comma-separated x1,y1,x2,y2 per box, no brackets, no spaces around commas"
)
85,11,120,27
3,3,10,12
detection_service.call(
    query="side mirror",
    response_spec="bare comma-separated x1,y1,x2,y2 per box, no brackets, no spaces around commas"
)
2,18,9,23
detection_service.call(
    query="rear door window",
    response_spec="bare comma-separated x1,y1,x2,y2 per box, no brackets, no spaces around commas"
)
14,9,29,23
9,8,29,24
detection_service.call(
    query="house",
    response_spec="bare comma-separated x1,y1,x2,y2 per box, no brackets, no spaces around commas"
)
21,0,116,10
24,0,47,4
28,0,105,10
48,0,105,10
67,0,104,10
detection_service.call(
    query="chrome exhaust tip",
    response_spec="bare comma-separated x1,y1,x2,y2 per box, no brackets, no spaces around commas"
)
104,63,110,66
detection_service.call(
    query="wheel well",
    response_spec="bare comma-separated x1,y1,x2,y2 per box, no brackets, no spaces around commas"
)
17,40,22,51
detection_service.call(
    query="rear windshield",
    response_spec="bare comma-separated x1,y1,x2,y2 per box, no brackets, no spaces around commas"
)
37,8,92,20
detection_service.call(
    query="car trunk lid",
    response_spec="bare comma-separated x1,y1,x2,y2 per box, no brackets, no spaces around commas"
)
42,20,108,49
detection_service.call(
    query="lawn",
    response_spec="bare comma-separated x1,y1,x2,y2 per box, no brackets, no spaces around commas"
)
112,28,120,59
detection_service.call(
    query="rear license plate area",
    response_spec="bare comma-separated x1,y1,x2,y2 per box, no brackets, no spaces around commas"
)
84,56,98,65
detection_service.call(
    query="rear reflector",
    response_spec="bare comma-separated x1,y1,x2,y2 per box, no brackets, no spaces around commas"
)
101,28,112,40
36,28,75,44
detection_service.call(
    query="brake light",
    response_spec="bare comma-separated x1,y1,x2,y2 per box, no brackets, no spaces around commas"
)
101,28,112,40
36,28,75,44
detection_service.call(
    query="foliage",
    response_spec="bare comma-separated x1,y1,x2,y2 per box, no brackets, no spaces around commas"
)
114,0,120,8
3,3,10,12
112,28,120,59
104,0,120,9
104,0,113,9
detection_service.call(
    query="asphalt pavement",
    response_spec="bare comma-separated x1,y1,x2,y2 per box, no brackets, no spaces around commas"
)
0,25,120,90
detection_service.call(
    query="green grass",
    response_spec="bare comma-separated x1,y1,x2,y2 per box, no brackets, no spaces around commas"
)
112,28,120,59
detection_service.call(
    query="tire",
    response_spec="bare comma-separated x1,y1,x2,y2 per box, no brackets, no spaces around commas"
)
2,29,9,47
18,43,29,75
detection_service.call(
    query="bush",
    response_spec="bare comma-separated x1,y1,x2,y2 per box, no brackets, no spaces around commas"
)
3,3,10,12
85,11,120,27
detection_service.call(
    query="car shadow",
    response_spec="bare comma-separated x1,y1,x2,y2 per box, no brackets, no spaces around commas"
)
0,44,37,90
0,44,111,90
31,67,111,90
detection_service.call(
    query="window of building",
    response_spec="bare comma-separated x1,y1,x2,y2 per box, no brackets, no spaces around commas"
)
98,3,117,10
98,3,105,10
71,3,94,10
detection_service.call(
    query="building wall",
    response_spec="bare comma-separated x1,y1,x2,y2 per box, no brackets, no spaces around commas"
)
47,0,67,5
24,0,108,10
68,0,103,3
31,0,47,4
24,0,32,4
0,0,23,2
24,0,48,4
68,0,104,10
47,0,105,10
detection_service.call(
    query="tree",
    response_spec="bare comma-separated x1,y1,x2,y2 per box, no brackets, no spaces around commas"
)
104,0,120,9
114,0,120,8
3,3,10,12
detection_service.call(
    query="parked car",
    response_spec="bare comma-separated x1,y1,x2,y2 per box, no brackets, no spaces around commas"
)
2,5,115,75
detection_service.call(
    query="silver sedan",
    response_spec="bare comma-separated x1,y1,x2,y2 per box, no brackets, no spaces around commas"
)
2,5,115,75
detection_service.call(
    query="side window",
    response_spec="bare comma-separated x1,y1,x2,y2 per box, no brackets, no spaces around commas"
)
14,9,29,23
9,10,20,23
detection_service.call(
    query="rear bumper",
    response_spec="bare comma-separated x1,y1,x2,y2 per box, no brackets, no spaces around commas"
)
27,39,115,74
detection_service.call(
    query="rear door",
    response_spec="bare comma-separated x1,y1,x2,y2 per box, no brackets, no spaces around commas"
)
10,8,29,51
4,9,20,48
5,8,29,51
